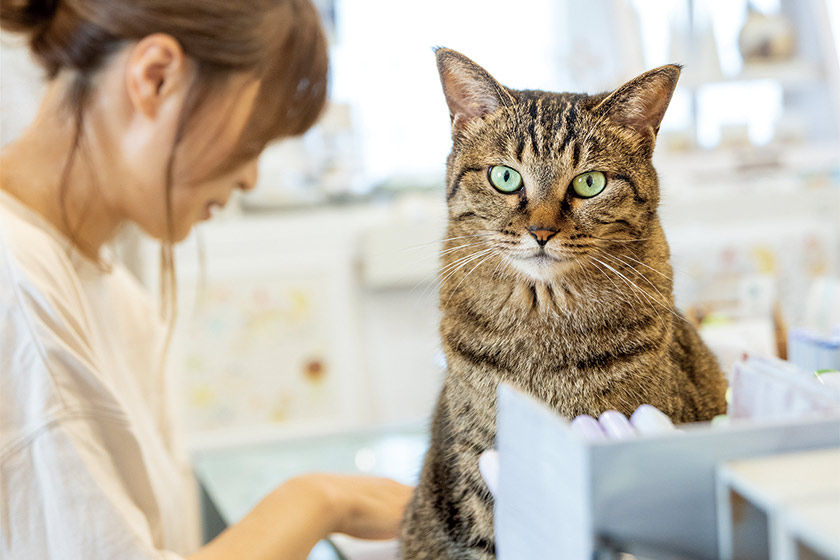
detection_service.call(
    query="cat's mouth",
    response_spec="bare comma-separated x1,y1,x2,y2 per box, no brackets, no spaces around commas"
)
505,249,576,280
524,252,563,264
514,247,569,263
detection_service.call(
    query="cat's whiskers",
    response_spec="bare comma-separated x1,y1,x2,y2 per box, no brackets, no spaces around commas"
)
443,250,500,305
488,251,508,280
588,255,647,308
441,232,495,242
404,242,493,291
606,251,673,283
594,249,671,305
439,240,495,256
584,257,638,310
622,247,696,280
414,248,490,300
592,249,692,325
588,254,666,326
591,236,652,244
435,248,496,295
595,250,681,325
591,251,691,326
438,247,494,276
597,252,692,327
404,232,494,253
436,250,496,303
591,236,695,279
410,234,495,298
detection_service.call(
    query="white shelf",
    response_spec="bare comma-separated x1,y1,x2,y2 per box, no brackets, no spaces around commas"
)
717,448,840,560
681,60,824,89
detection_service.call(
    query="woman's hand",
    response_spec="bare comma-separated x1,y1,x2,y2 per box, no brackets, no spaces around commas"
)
297,473,414,540
191,473,413,560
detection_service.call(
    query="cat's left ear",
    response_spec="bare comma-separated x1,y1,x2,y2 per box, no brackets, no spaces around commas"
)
594,64,681,146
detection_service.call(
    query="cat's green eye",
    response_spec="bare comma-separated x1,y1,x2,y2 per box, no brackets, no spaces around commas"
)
488,165,523,193
571,171,607,198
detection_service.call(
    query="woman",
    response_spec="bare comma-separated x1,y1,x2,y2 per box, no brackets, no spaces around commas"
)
0,1,412,558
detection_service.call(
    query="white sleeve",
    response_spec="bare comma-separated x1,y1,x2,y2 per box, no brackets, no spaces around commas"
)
1,415,185,560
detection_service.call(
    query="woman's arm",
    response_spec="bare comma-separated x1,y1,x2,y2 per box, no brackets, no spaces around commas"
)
189,473,413,560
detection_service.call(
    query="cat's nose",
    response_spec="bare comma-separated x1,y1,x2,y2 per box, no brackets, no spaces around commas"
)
528,226,558,247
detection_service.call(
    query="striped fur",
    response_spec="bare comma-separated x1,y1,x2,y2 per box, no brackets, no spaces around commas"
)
401,50,727,559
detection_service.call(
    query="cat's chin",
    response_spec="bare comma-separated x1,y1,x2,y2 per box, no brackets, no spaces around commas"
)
505,253,575,283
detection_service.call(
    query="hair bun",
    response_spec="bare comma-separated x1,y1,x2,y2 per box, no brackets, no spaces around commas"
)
0,0,60,35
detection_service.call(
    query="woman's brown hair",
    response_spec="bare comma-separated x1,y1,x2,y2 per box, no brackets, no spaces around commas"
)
1,0,329,315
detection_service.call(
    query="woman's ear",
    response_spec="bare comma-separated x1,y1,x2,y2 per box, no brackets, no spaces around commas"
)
125,33,187,119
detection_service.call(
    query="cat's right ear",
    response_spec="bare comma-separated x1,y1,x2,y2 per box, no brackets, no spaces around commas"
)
435,48,514,135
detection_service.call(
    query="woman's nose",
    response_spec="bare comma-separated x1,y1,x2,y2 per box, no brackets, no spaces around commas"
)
237,159,259,192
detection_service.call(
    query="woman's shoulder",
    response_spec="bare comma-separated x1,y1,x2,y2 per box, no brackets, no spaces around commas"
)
0,194,130,437
0,190,85,297
1,191,159,320
0,192,99,349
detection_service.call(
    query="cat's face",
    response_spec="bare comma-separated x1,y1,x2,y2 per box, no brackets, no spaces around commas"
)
437,49,679,285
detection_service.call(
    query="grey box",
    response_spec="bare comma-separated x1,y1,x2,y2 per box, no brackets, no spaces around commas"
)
495,383,840,560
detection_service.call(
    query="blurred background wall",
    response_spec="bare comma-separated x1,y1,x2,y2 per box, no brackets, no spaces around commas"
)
2,0,839,445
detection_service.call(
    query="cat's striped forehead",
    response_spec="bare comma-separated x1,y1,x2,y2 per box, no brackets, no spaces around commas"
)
468,89,627,170
506,91,593,162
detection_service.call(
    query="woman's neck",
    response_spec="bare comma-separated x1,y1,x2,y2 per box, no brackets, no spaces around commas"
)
0,81,124,260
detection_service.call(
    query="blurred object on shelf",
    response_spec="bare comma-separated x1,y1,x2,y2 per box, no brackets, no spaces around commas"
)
686,270,840,378
668,219,838,329
659,127,697,153
788,275,840,374
696,310,778,376
306,102,366,199
243,137,325,210
738,5,796,64
729,355,840,420
718,123,753,150
802,276,840,334
788,327,840,373
697,20,724,82
772,113,808,146
773,301,788,360
240,103,365,210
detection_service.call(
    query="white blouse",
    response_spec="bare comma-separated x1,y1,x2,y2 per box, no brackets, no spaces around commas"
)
0,190,200,559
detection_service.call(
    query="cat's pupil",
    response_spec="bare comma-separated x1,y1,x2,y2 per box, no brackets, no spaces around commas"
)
503,170,511,182
586,174,594,187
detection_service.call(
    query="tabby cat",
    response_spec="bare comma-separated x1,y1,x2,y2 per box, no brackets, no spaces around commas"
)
400,49,727,560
